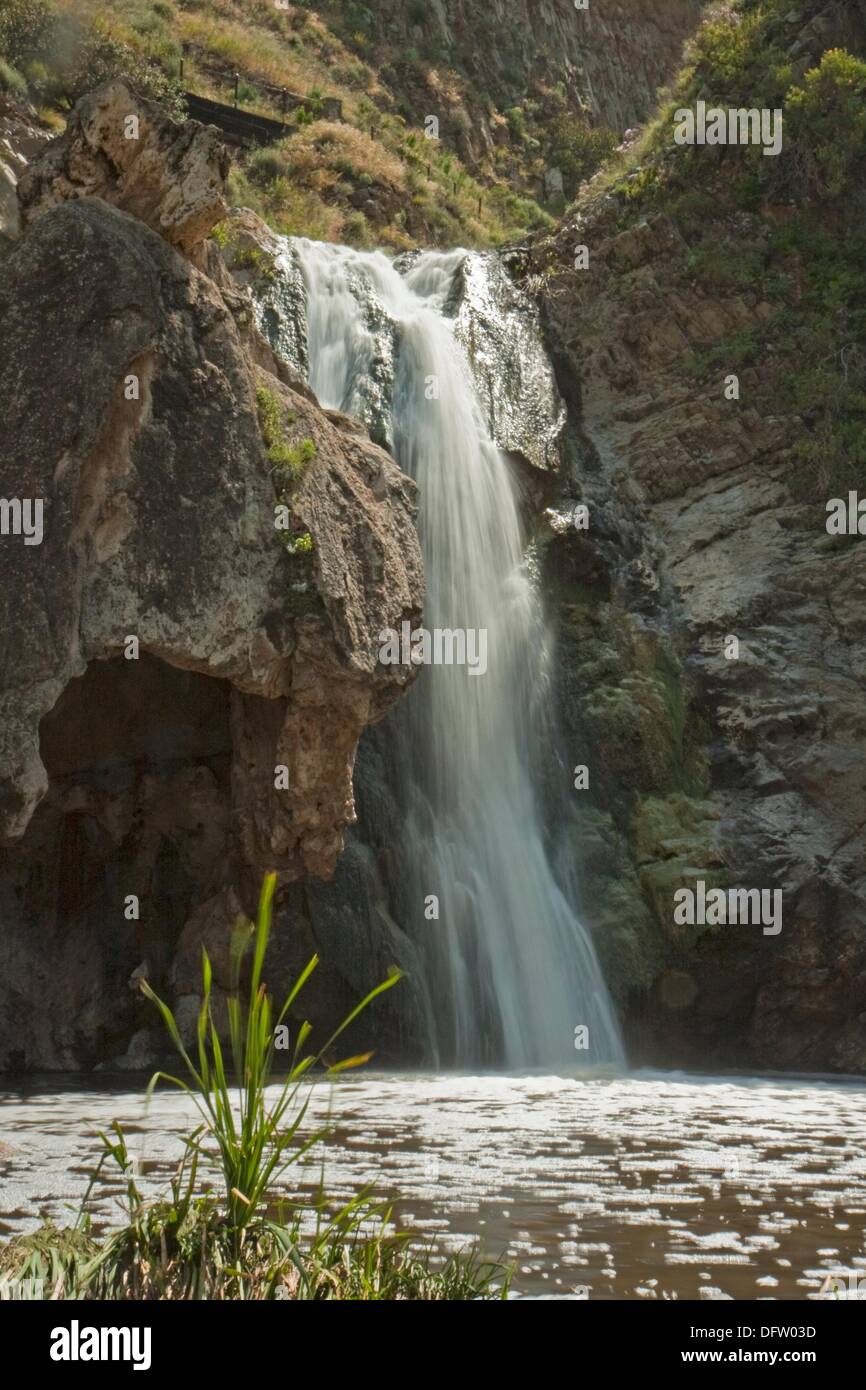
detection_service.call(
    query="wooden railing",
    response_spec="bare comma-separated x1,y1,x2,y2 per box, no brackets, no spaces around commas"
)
179,50,342,146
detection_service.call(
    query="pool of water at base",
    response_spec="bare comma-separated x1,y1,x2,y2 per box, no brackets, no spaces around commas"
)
2,1069,865,1300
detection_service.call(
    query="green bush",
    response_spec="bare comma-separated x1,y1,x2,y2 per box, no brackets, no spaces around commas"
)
690,9,762,90
22,55,47,86
0,0,55,67
49,20,186,118
249,146,287,186
343,208,371,246
337,2,375,37
256,385,316,485
233,244,278,284
548,114,617,199
0,56,27,94
786,48,866,198
683,238,766,290
506,104,527,142
236,79,259,105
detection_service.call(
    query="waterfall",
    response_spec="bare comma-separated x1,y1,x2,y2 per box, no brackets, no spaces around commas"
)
275,237,624,1071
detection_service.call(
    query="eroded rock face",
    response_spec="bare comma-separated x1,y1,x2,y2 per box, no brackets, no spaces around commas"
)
352,0,703,154
244,226,566,479
516,197,866,1074
17,80,229,255
219,209,310,380
0,86,423,1069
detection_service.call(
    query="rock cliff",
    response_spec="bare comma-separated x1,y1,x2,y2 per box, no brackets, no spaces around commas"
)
3,1,863,1078
0,82,424,1069
336,0,704,140
513,0,866,1073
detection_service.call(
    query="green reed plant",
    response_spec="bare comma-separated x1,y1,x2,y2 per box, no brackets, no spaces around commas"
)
0,873,509,1298
140,871,400,1241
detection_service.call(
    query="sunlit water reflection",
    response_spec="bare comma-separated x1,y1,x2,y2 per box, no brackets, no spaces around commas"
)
2,1070,865,1299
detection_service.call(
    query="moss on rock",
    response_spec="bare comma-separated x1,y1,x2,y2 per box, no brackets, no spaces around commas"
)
635,793,726,946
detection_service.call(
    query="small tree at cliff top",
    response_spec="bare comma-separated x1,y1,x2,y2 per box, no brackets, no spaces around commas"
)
548,113,617,200
786,48,866,199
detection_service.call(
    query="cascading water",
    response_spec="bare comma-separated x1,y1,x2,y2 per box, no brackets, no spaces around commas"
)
270,236,624,1071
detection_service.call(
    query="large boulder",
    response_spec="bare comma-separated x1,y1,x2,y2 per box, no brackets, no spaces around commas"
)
17,80,229,255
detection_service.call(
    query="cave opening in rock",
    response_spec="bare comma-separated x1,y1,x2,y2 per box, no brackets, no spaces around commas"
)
0,654,233,1069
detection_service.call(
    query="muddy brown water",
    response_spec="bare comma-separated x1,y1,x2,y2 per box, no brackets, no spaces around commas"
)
2,1070,865,1299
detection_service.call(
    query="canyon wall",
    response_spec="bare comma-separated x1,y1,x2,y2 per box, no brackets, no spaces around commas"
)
513,1,866,1073
312,0,705,184
349,0,704,130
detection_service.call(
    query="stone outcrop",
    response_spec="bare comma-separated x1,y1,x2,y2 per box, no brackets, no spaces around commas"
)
447,250,566,476
17,80,230,255
0,100,49,247
0,83,423,1070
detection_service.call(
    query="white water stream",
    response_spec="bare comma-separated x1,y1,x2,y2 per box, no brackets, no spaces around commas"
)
289,240,623,1069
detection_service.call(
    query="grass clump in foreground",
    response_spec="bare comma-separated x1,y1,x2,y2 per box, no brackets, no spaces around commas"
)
0,874,508,1299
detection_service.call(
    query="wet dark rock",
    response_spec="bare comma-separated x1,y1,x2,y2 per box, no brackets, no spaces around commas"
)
445,252,566,475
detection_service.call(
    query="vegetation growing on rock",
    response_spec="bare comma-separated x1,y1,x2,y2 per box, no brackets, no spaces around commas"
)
212,217,278,285
1,0,702,250
581,0,866,501
0,0,186,116
256,382,316,485
0,0,554,247
520,0,866,1072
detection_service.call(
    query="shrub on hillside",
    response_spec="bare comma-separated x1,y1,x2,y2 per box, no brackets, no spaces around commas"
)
0,0,185,117
50,21,186,118
0,0,54,67
249,146,288,186
548,114,617,199
786,48,866,198
0,56,27,95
